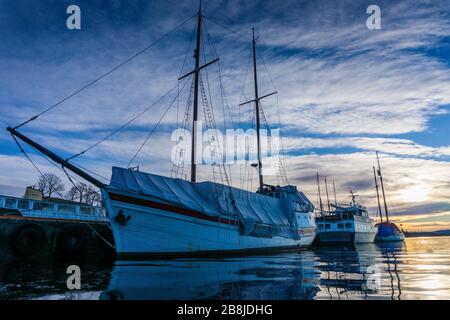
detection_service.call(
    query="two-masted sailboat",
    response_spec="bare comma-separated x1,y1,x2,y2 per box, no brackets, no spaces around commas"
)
373,152,405,242
7,6,317,258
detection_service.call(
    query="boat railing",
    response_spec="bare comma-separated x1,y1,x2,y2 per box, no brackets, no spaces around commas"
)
0,195,108,222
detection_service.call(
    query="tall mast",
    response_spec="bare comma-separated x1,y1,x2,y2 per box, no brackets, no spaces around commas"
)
252,28,264,192
316,172,323,213
238,29,276,192
376,151,389,221
373,165,383,222
324,177,331,212
178,1,218,182
332,180,338,206
190,2,202,183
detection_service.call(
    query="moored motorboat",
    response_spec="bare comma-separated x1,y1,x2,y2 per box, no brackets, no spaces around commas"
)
315,175,377,244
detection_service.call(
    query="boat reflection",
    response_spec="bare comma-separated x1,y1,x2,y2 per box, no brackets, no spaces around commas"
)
314,242,404,299
101,242,405,300
100,252,320,300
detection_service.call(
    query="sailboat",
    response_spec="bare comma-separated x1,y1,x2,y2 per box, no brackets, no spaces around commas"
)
7,5,316,258
373,152,405,242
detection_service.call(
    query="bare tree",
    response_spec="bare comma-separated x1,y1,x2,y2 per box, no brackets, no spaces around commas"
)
36,173,65,198
66,182,101,206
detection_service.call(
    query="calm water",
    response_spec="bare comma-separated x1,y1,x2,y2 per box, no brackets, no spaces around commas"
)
1,236,450,300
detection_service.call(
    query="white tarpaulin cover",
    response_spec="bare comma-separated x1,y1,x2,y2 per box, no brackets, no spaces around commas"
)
109,167,313,227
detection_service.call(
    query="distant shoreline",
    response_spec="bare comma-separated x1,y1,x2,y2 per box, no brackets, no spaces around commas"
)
404,230,450,238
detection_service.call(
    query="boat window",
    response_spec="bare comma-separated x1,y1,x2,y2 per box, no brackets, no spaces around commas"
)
318,225,324,229
33,202,54,211
58,204,77,214
338,223,344,229
4,198,17,209
17,200,30,209
345,223,352,228
80,206,94,215
325,224,331,229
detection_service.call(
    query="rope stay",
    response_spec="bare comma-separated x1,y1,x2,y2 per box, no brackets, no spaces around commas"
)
256,42,290,185
171,79,194,179
127,78,190,168
13,14,196,130
65,80,187,162
11,135,66,199
203,15,252,42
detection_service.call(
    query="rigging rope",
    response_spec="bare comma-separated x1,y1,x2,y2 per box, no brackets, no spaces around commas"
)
171,79,194,178
65,80,187,161
11,135,66,199
203,15,251,41
257,43,290,185
127,79,190,168
13,14,196,130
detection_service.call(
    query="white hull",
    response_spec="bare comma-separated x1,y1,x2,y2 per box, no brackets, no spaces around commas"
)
317,230,377,244
103,190,316,258
316,216,378,244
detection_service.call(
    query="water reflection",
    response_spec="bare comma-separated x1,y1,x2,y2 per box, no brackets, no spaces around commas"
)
101,252,320,300
0,258,112,300
100,242,405,300
2,237,450,299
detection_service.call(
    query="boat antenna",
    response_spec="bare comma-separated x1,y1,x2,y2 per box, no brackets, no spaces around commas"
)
332,180,338,206
350,190,357,206
239,28,277,192
316,172,324,213
178,0,218,182
373,165,383,222
324,176,331,213
376,151,390,221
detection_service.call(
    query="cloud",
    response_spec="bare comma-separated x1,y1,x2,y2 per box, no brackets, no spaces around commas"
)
282,136,450,159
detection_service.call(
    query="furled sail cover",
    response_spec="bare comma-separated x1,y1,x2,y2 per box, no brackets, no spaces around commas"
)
108,167,313,227
109,167,218,216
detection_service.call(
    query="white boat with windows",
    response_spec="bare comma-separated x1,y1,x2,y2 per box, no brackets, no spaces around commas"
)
316,191,377,244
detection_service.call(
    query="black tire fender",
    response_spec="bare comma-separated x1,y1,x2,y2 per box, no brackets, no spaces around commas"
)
56,226,87,254
10,224,46,256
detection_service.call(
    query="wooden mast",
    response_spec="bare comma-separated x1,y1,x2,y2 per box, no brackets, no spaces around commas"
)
376,151,389,221
239,29,276,192
316,172,323,213
178,1,218,183
324,176,331,212
190,2,202,183
252,28,264,192
373,165,384,222
332,180,338,206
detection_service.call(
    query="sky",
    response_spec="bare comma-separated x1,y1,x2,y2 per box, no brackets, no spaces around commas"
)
1,0,450,231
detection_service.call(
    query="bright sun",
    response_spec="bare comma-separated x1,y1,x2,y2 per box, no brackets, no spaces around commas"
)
399,185,431,203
